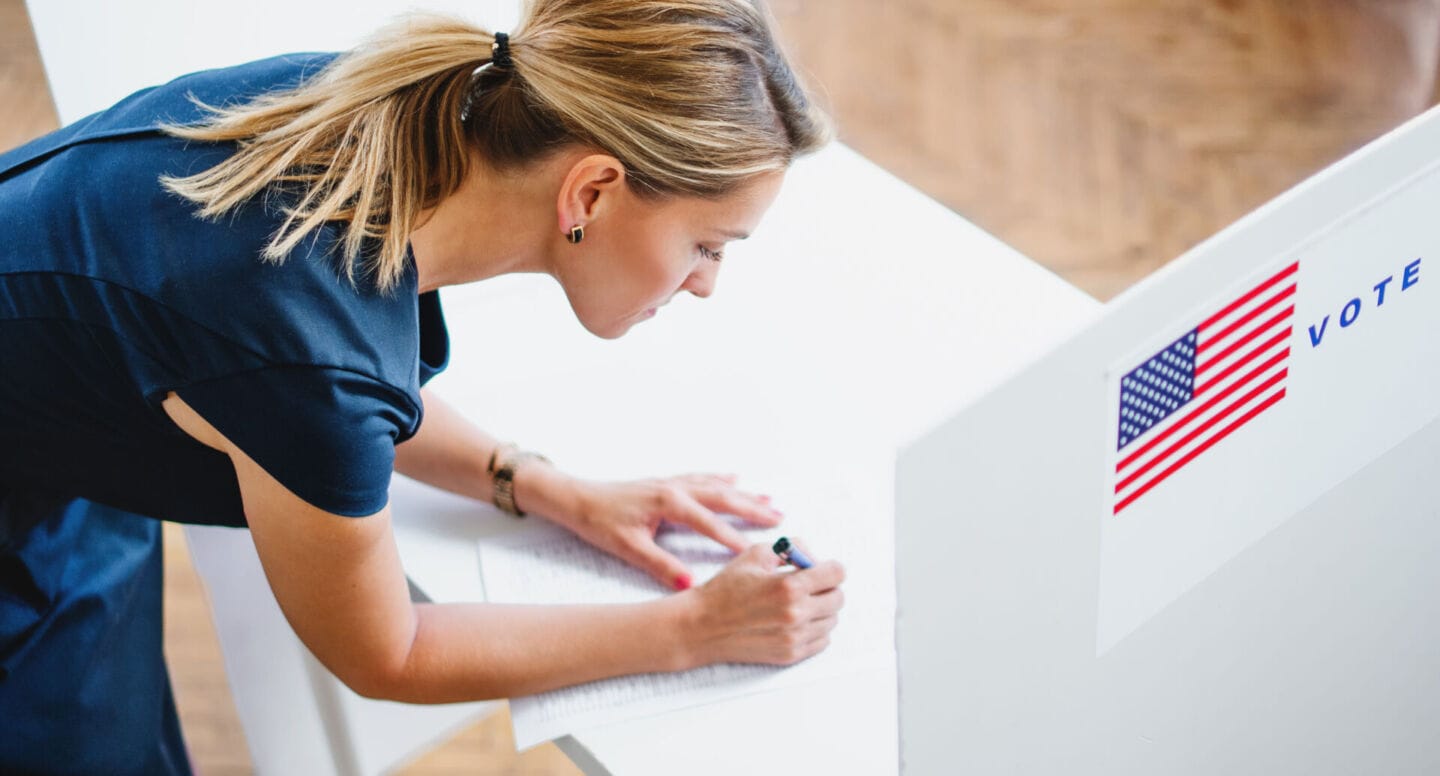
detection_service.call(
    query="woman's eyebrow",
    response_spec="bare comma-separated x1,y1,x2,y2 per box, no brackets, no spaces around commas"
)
715,228,751,240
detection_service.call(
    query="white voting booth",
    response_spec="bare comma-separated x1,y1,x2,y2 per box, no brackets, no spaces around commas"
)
896,104,1440,772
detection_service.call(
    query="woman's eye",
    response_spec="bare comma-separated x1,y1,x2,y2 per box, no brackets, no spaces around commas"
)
698,245,724,262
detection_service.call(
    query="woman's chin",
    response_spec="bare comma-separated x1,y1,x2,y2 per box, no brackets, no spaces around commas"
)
578,306,658,340
583,317,633,340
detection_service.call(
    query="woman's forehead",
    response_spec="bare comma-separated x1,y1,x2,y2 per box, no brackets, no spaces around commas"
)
673,170,787,231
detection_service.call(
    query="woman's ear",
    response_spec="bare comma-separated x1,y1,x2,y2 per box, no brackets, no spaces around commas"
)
556,153,626,237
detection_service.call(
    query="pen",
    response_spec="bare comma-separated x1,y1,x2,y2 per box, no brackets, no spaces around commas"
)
772,536,813,569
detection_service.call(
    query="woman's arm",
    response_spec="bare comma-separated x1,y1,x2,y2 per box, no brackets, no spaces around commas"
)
393,387,785,591
393,387,578,521
238,451,699,702
162,392,845,703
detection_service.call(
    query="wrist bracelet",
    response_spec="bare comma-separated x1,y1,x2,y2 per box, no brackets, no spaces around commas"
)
486,443,551,517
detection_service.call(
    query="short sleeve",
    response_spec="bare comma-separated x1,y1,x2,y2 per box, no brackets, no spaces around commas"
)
174,366,417,517
417,290,450,387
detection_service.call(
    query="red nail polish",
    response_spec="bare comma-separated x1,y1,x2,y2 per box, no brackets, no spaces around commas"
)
673,574,692,591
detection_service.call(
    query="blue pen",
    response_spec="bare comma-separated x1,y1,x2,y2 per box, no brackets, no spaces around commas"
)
772,536,813,569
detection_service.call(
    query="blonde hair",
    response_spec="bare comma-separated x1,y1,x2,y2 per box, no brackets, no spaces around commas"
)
160,0,833,293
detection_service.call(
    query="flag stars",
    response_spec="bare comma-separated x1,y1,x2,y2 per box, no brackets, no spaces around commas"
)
1119,331,1201,451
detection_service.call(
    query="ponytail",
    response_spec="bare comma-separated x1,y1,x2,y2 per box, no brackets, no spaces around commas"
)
162,2,832,293
162,16,499,292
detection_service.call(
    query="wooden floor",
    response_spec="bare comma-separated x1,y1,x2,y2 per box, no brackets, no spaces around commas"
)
4,0,1438,772
772,0,1440,300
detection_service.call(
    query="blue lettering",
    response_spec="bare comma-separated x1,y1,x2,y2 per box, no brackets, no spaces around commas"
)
1403,257,1422,290
1339,298,1361,327
1308,315,1329,347
1303,258,1420,349
1373,275,1393,306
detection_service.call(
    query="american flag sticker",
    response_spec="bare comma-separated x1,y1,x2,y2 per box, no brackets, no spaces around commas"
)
1111,261,1298,515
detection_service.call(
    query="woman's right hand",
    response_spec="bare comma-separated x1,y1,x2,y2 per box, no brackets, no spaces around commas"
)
677,538,846,667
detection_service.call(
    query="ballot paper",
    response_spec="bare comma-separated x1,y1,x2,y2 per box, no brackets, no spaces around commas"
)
477,485,891,751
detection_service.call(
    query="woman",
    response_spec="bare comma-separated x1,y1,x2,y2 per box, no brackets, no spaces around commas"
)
0,1,846,772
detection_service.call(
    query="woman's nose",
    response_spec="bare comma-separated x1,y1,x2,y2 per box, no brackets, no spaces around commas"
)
682,262,719,298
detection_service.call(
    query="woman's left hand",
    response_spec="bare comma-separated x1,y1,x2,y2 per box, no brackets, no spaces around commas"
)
560,473,784,592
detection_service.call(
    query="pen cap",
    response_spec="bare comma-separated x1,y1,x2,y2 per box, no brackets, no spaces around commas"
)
772,536,814,569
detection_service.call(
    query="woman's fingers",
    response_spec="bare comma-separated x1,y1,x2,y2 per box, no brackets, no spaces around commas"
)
792,558,846,594
673,473,779,525
626,538,693,591
685,540,845,666
798,633,832,661
802,614,840,643
737,540,783,570
664,488,750,554
688,483,783,528
676,472,738,488
808,586,845,619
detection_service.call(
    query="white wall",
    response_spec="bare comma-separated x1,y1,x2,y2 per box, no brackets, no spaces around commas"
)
29,0,523,125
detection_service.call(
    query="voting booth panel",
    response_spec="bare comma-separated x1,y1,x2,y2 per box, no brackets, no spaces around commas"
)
895,104,1440,773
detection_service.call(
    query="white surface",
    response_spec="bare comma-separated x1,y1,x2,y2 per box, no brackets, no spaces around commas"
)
896,104,1440,772
389,141,1100,773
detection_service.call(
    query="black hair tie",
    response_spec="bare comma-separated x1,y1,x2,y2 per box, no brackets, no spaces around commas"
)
491,32,513,69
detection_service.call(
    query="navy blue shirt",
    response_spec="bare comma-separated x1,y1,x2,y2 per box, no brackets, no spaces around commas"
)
0,53,450,526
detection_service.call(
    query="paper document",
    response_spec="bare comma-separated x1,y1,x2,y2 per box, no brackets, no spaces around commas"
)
478,486,890,750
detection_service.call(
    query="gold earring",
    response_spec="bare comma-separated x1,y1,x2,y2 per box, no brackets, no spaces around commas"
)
567,225,584,244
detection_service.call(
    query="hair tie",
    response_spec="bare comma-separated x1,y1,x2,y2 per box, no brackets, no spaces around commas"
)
491,32,513,70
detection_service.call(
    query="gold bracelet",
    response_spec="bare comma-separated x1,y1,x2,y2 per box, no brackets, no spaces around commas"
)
486,442,551,517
